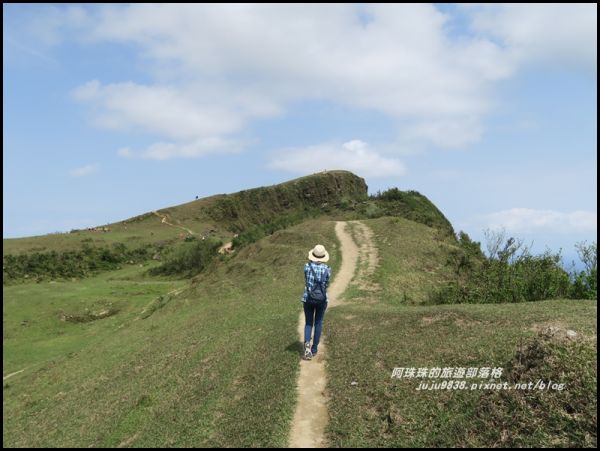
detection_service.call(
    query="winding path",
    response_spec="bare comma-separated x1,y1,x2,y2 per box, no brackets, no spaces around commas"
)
288,221,365,448
152,211,195,235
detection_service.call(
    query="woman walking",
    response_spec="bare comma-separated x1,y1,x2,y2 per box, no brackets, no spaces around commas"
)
301,244,331,360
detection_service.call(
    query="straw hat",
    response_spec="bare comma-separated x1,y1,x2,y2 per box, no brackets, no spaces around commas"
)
308,244,329,263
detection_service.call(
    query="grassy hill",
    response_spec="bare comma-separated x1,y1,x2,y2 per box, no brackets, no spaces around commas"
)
3,171,368,256
3,170,454,286
3,170,454,259
3,171,596,447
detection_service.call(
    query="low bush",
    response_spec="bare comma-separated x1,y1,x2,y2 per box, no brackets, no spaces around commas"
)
148,239,222,277
3,243,153,284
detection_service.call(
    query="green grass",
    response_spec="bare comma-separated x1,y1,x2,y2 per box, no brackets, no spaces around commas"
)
3,220,183,256
3,219,340,447
348,216,458,305
3,262,185,373
325,216,596,447
325,299,597,447
369,188,455,236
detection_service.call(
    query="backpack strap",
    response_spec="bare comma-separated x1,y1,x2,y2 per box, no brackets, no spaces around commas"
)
307,263,326,294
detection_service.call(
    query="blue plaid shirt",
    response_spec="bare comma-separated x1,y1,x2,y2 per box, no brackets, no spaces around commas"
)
302,262,331,303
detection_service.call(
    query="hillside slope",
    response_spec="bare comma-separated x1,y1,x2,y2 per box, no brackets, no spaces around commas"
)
3,219,340,447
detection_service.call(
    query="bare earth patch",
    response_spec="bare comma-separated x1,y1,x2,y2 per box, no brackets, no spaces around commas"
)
117,432,140,448
529,321,570,333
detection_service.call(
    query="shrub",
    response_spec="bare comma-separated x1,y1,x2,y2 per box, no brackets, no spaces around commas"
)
569,241,597,299
570,268,597,300
428,235,571,305
3,244,153,284
149,239,222,277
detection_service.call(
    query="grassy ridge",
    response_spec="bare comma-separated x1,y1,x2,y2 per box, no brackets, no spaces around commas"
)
203,171,368,232
3,171,367,257
353,216,458,305
369,188,455,237
3,219,340,447
3,220,183,256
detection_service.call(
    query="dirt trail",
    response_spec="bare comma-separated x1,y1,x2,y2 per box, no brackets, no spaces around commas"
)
3,369,25,381
152,211,195,235
348,220,380,295
288,221,363,448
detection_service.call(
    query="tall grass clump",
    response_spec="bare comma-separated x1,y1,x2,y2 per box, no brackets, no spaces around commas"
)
149,239,222,277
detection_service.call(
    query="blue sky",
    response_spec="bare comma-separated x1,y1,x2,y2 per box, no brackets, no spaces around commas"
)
3,4,597,266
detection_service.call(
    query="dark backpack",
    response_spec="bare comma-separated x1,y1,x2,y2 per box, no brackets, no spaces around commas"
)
307,263,327,305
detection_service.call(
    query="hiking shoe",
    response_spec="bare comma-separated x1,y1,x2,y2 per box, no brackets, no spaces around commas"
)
303,342,313,360
311,347,318,357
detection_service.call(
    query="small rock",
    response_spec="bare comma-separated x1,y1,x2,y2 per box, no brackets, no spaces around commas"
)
566,330,578,339
350,381,358,386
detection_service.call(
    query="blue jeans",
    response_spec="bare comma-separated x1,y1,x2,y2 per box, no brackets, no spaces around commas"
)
303,301,327,353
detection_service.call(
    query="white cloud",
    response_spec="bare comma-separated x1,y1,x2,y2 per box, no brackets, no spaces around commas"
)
405,116,483,149
69,164,97,177
60,4,596,159
118,138,241,160
68,4,519,153
467,4,597,71
269,140,406,178
4,5,90,67
484,208,597,234
72,79,280,160
22,5,89,47
71,79,101,101
72,81,249,139
117,147,133,158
